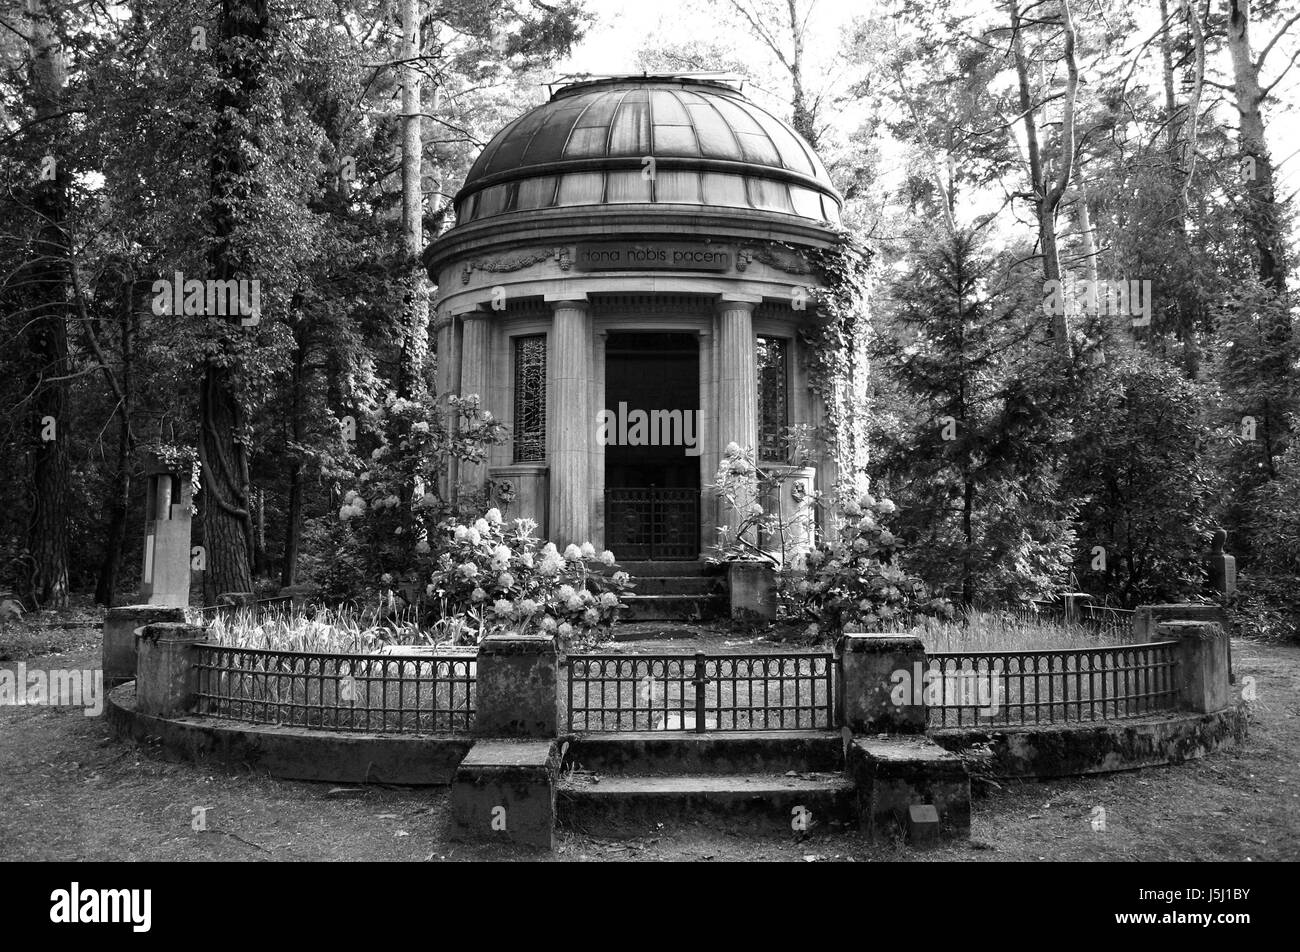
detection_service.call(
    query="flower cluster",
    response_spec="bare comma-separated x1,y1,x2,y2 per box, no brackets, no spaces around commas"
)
426,510,631,645
786,485,952,637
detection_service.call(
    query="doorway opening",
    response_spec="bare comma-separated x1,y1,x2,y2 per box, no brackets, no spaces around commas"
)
603,332,700,561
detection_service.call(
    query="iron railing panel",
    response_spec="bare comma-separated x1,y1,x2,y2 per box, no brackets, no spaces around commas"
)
193,645,476,734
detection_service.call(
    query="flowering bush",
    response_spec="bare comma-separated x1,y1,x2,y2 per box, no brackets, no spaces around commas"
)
710,441,815,564
787,484,952,637
315,392,506,601
425,510,632,646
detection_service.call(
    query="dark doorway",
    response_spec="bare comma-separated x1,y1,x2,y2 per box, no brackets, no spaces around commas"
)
604,333,700,560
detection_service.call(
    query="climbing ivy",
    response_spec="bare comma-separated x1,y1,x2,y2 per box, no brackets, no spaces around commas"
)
803,230,873,479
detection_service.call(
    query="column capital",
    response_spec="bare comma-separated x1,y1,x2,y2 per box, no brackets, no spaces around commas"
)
545,293,589,309
716,296,761,315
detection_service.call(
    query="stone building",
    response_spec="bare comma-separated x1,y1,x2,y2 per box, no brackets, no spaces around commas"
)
424,75,854,560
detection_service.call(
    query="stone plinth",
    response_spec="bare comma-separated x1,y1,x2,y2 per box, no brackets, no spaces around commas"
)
135,622,206,718
851,736,970,842
1158,620,1231,714
474,633,558,737
838,633,927,734
102,605,187,689
449,739,560,849
727,560,776,623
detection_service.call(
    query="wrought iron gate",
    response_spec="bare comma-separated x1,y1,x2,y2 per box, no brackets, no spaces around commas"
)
604,488,699,560
566,651,837,732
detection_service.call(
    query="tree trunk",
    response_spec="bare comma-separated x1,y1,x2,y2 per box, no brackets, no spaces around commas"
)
1226,0,1289,293
95,278,137,606
200,0,267,602
281,341,305,587
23,0,71,609
1009,0,1077,360
398,0,429,398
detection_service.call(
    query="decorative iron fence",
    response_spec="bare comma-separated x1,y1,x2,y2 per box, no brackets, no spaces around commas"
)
193,645,476,733
566,651,834,732
925,641,1179,728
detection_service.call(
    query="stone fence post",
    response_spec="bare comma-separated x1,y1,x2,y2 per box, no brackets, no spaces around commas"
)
473,633,558,737
135,622,207,717
837,633,927,734
1156,620,1231,714
1136,603,1233,684
103,605,188,689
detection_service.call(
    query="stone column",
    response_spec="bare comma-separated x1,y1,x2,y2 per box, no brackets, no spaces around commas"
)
839,633,928,733
473,633,559,737
548,298,592,546
102,605,187,689
458,310,493,495
1157,620,1231,714
135,622,207,717
716,299,758,454
717,299,759,540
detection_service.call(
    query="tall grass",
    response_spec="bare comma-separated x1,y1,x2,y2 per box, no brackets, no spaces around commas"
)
204,603,450,654
883,606,1137,652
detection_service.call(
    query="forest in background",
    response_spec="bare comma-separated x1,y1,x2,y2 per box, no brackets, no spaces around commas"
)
1,0,1297,639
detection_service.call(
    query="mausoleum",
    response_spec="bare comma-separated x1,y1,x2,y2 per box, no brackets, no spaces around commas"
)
424,74,855,559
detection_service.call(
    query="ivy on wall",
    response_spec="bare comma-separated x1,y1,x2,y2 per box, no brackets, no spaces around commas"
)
803,230,873,480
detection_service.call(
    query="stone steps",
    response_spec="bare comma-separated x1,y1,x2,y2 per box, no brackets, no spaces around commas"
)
565,730,845,776
612,561,727,622
556,772,858,832
622,593,726,622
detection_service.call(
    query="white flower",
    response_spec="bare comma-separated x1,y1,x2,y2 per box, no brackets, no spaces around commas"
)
380,573,393,585
520,552,535,569
580,542,596,559
457,562,479,579
492,598,515,618
563,544,583,561
415,539,430,554
583,608,600,625
599,550,616,565
599,592,619,609
748,503,763,517
519,599,539,615
497,572,515,590
852,537,868,552
857,515,877,531
339,505,354,521
797,580,811,594
468,528,481,545
541,542,558,555
842,500,862,517
879,530,896,545
725,441,741,456
474,518,490,535
540,617,558,631
417,493,438,508
557,622,574,638
471,587,487,602
538,554,564,577
612,571,630,585
805,623,820,637
412,421,429,433
371,447,383,460
344,490,358,504
485,507,503,525
454,525,469,541
876,498,897,515
557,585,576,600
859,493,876,509
566,595,585,611
426,584,436,597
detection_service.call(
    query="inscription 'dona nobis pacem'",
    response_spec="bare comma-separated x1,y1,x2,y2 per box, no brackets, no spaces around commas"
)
573,242,731,272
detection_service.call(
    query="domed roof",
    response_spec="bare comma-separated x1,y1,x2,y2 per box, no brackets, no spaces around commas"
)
452,76,841,227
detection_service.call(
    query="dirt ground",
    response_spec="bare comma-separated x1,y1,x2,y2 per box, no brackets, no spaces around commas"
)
1,619,1296,862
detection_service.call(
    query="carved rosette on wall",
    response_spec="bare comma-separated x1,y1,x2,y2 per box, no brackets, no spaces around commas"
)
461,247,572,284
736,243,812,275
